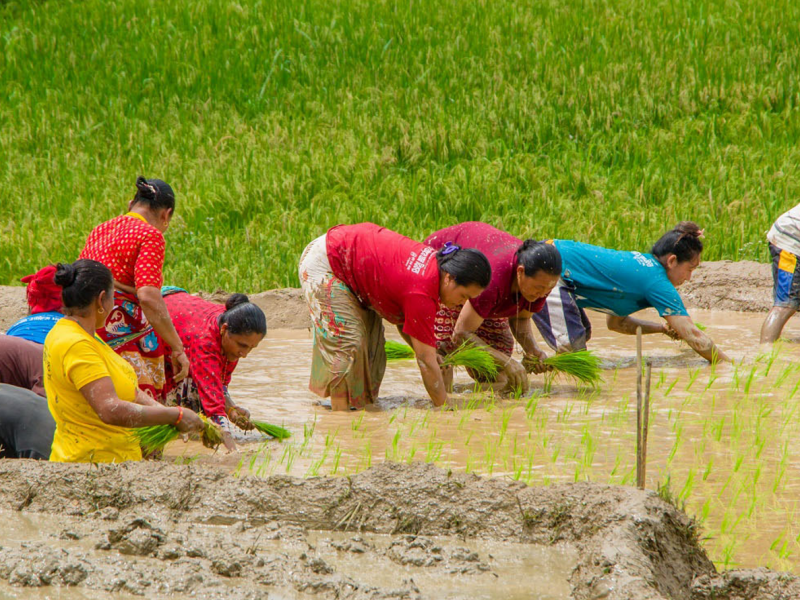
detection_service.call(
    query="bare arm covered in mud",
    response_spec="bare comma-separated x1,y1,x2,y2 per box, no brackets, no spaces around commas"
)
606,314,675,338
400,331,448,407
508,313,552,375
137,286,190,382
134,389,161,407
664,315,730,363
451,301,530,391
80,377,203,433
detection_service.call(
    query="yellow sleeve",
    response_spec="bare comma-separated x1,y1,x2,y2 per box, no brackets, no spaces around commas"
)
63,339,111,391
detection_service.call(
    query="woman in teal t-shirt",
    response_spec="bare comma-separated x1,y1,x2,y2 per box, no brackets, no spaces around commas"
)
532,222,728,363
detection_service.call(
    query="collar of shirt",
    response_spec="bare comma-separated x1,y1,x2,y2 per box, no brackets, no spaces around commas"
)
125,211,148,224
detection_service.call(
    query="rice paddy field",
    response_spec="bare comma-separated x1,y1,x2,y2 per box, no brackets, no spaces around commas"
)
222,311,800,575
2,0,800,291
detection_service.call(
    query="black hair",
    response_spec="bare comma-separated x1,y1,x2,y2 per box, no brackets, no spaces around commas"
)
436,247,492,288
132,176,176,212
53,259,113,310
651,221,704,263
220,293,267,336
515,240,562,277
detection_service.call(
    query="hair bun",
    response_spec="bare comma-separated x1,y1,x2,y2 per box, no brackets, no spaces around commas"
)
673,221,702,238
518,239,541,252
225,293,250,311
53,263,78,287
135,176,157,201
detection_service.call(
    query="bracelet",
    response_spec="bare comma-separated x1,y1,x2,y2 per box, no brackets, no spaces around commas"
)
175,406,184,426
502,354,512,368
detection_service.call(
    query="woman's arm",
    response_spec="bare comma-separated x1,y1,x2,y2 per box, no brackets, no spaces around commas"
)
606,314,674,337
134,388,160,407
224,389,253,431
508,311,552,374
453,301,529,391
664,315,730,363
137,286,190,381
407,336,448,407
80,377,203,433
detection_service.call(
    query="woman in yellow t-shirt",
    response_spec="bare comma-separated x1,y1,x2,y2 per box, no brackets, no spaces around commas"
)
44,259,203,463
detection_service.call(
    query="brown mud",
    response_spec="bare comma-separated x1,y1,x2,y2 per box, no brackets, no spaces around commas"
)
1,460,796,600
0,259,775,333
0,287,308,332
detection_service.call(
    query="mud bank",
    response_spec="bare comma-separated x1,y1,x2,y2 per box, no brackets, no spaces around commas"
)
0,461,796,600
0,286,308,332
0,259,775,332
679,260,772,313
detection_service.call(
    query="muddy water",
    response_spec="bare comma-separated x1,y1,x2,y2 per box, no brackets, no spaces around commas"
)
168,309,800,576
0,508,576,600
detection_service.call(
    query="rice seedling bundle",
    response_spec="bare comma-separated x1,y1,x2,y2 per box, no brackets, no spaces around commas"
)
385,340,416,360
199,414,224,448
130,413,225,454
252,420,291,440
131,424,180,455
442,342,498,380
542,350,602,387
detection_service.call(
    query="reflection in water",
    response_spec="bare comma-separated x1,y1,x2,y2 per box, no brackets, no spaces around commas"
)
168,309,800,575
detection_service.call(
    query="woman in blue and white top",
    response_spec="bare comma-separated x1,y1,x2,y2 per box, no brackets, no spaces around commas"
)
532,222,729,363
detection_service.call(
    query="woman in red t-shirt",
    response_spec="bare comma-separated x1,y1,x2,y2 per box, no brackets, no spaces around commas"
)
161,291,267,452
79,177,189,400
425,223,561,393
299,223,491,410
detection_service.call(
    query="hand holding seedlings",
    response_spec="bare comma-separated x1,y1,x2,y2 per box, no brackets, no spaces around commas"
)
522,351,554,374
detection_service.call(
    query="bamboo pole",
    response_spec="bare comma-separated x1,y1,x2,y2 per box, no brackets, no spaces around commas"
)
636,327,643,489
641,359,652,490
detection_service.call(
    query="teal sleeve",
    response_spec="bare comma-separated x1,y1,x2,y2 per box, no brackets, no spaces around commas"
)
647,277,689,317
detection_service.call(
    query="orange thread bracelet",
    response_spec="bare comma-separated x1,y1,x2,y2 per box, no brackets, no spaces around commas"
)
175,406,184,426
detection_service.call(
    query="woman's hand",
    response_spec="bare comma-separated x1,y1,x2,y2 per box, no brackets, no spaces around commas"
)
227,405,253,431
662,323,681,340
503,358,529,393
175,408,203,435
522,349,552,374
172,349,191,382
220,431,238,453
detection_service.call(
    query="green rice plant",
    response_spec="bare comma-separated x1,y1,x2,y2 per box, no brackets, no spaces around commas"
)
252,420,291,441
131,424,180,455
199,415,224,449
695,322,707,331
541,350,602,387
385,340,415,361
442,342,498,380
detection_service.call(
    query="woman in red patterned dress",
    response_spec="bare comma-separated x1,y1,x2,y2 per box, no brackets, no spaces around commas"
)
161,291,267,452
79,177,189,399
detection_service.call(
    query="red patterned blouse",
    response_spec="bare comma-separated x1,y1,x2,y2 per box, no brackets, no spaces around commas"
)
162,292,237,417
79,212,165,290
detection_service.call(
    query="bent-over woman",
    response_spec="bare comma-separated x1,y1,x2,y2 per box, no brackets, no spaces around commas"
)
761,201,800,343
532,222,729,363
79,176,190,399
160,290,266,452
43,260,203,463
425,222,560,392
299,223,491,410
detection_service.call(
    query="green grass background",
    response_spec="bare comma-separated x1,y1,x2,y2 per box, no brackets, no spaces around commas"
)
1,0,799,292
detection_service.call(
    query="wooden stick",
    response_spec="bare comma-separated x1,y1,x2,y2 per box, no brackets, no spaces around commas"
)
641,359,652,490
636,326,643,490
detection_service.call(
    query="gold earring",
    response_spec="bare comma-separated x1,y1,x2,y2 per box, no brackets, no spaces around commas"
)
98,307,105,315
